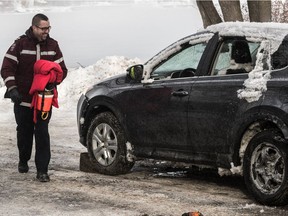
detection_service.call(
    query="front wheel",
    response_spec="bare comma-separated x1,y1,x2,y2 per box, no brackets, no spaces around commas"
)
86,112,134,175
243,130,288,206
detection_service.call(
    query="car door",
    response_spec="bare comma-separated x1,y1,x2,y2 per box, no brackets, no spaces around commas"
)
187,38,261,163
123,78,190,153
122,39,210,155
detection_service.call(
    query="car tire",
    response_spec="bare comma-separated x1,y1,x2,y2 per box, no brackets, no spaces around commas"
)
243,129,288,206
86,112,135,175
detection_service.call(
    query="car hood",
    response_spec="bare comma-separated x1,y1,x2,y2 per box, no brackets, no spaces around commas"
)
94,73,127,87
85,73,128,99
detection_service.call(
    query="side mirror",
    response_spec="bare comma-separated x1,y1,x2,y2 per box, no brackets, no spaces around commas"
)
126,64,143,81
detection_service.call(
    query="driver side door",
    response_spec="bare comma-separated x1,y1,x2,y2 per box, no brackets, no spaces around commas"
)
123,42,208,155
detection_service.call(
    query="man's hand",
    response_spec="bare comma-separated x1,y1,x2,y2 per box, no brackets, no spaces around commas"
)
10,88,22,104
45,83,56,91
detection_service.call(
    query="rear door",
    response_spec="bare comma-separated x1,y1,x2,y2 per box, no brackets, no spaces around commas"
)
187,38,261,163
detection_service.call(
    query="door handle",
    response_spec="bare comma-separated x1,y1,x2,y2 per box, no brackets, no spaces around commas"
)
171,90,189,97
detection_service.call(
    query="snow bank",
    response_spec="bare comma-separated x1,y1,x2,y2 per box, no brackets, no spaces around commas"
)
57,56,141,110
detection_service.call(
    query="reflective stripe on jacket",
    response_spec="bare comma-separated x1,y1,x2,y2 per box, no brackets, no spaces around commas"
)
0,27,68,105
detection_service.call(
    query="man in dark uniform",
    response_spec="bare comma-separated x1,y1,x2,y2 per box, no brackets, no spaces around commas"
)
1,13,68,182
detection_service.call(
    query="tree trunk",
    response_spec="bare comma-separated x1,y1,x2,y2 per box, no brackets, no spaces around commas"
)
283,2,288,22
218,0,243,22
196,0,222,28
247,0,271,22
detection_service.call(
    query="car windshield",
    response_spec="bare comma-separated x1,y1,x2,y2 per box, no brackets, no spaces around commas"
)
154,43,206,73
151,43,207,79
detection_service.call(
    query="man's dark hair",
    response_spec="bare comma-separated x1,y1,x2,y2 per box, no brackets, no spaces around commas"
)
32,13,49,26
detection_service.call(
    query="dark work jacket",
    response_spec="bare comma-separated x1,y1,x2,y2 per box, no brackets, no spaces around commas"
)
0,27,68,106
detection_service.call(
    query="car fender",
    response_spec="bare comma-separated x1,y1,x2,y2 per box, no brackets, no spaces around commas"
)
228,106,288,166
85,95,131,141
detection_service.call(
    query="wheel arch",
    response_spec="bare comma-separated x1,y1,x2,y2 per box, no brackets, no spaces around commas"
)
82,96,129,146
230,106,288,167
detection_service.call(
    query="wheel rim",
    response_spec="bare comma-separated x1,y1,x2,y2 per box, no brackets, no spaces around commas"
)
250,142,285,194
91,123,118,166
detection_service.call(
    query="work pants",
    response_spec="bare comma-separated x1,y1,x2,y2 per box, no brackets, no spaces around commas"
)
14,104,52,173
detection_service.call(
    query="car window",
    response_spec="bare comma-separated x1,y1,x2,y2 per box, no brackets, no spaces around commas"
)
212,39,260,76
271,35,288,69
151,43,207,79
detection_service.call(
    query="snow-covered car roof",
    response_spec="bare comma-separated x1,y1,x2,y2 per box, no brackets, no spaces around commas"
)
146,22,288,73
206,22,288,42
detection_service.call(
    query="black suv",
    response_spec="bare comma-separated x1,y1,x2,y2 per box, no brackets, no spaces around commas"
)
77,22,288,206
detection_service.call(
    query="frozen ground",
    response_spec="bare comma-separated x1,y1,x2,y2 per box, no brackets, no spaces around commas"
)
1,107,288,216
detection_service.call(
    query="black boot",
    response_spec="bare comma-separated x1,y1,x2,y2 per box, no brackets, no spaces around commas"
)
36,172,50,182
18,161,29,173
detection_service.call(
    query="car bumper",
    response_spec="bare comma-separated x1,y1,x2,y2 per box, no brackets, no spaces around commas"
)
77,94,89,146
